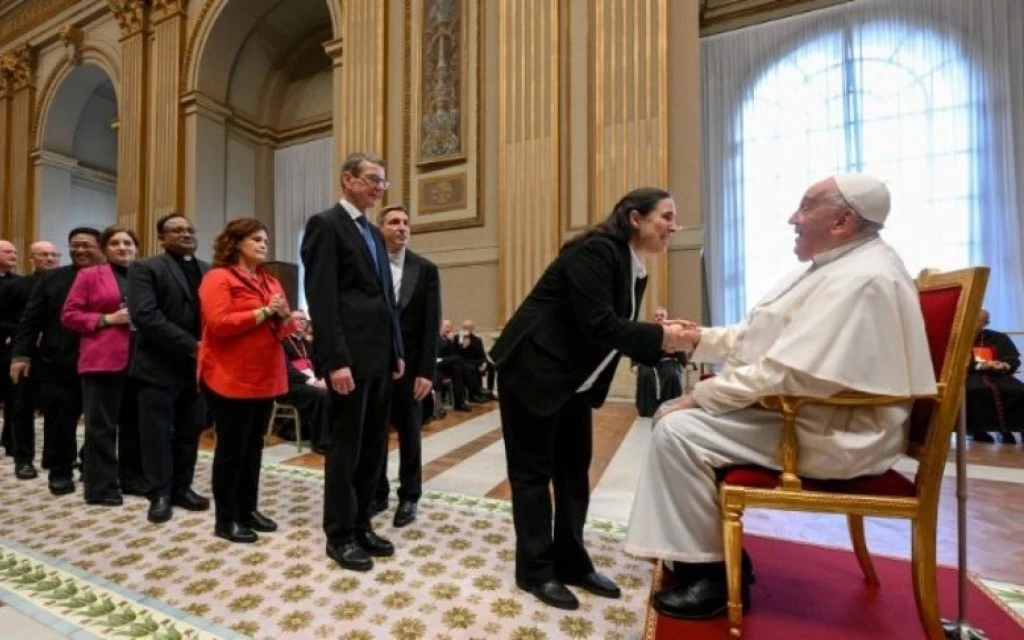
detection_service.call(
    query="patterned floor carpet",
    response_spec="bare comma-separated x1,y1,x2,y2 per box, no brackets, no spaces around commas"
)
0,454,654,639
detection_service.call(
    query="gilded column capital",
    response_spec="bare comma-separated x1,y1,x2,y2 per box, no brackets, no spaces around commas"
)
107,0,148,38
152,0,187,23
0,44,37,92
58,25,85,66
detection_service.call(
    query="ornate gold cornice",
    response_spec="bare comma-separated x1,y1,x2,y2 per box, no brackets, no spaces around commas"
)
0,0,77,45
699,0,851,36
57,25,84,65
0,71,9,99
0,43,36,92
151,0,187,24
106,0,148,38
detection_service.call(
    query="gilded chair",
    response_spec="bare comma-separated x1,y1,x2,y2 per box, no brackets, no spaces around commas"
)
717,266,989,639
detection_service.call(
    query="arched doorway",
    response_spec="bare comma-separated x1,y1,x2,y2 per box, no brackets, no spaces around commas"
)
36,63,118,256
185,0,337,279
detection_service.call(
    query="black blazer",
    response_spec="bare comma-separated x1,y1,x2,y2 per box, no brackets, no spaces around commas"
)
396,249,441,382
300,203,404,380
490,234,664,416
0,272,27,355
11,266,82,382
127,253,209,386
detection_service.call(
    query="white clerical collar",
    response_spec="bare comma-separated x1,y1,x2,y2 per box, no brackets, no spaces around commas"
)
389,246,406,266
339,198,365,223
629,244,647,280
812,233,879,267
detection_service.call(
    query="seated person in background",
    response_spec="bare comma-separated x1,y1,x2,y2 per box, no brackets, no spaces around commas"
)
436,319,478,410
625,174,936,620
633,306,687,418
279,311,330,452
966,309,1023,444
456,319,497,399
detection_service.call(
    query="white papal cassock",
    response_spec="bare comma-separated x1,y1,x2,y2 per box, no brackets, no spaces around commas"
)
624,234,937,563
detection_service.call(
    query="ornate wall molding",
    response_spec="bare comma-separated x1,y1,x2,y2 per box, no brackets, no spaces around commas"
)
151,0,188,25
0,0,77,46
106,0,147,39
57,25,84,65
699,0,851,35
32,42,121,148
0,44,36,92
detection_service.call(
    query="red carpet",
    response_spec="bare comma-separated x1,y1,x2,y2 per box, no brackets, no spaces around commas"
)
645,536,1024,639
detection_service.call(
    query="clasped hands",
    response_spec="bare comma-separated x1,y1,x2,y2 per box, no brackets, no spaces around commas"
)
661,318,701,354
977,360,1011,372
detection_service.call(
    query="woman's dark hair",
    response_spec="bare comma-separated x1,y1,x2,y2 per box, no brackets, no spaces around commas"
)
561,187,671,252
100,225,139,249
212,217,268,268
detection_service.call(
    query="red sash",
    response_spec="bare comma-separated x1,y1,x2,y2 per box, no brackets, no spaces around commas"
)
973,346,996,362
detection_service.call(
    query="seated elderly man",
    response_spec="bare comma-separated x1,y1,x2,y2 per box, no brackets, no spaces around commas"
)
625,174,936,620
966,309,1023,444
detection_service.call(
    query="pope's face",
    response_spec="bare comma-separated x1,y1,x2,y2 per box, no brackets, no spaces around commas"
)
788,180,851,262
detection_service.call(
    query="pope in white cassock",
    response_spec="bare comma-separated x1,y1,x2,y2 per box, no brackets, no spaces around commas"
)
624,173,937,620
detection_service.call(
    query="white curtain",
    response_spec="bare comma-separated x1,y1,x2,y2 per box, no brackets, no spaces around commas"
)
273,137,333,309
703,0,1024,330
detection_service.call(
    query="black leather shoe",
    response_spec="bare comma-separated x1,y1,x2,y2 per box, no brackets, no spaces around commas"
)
392,501,418,528
215,522,258,543
369,498,388,516
327,542,373,571
85,495,123,507
453,404,471,412
653,576,750,620
972,431,996,443
998,432,1017,445
14,462,37,480
48,477,75,496
516,579,579,610
564,571,621,599
148,495,172,524
355,529,395,557
172,488,210,511
244,511,278,532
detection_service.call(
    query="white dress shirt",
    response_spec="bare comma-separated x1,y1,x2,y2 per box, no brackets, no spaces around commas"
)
388,247,406,301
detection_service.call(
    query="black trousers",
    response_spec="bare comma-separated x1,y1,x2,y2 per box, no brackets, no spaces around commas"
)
375,374,423,503
323,376,391,545
40,379,83,480
498,377,595,585
0,354,12,453
469,360,496,392
282,382,330,450
136,378,203,500
81,373,148,500
437,356,478,405
9,375,39,464
204,386,272,526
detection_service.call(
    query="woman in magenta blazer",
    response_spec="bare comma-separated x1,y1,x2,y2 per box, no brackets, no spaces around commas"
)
62,225,148,505
198,217,292,543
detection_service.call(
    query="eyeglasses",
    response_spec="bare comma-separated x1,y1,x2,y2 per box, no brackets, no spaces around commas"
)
355,174,391,191
164,226,197,235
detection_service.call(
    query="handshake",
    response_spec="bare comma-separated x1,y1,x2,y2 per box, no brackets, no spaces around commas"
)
660,319,701,354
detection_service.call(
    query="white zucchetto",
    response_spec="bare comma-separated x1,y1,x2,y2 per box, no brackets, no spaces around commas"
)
833,173,890,225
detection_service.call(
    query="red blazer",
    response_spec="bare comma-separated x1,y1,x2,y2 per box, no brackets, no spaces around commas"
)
198,266,292,399
61,264,131,374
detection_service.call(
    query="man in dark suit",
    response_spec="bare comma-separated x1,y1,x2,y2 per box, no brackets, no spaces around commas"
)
1,240,61,479
436,319,479,409
301,152,405,572
372,205,440,527
128,214,210,523
0,239,20,458
11,229,104,495
456,319,496,398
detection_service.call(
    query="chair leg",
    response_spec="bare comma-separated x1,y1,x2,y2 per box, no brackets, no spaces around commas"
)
723,505,745,638
911,518,944,639
293,411,303,453
847,514,880,586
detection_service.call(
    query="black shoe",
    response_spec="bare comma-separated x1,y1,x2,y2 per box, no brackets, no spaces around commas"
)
215,522,258,543
972,431,996,443
172,488,210,511
327,542,373,571
244,511,278,532
148,495,172,524
563,571,621,599
14,462,37,480
48,476,75,496
85,494,123,507
516,579,579,610
453,404,471,412
469,394,489,403
998,432,1017,445
393,500,418,528
355,529,395,557
652,576,750,620
369,498,388,516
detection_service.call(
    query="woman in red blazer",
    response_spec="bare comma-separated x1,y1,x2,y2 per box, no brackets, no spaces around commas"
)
62,225,148,505
198,217,292,543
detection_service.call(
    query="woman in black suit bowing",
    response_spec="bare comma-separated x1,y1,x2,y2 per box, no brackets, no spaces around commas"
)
490,187,691,610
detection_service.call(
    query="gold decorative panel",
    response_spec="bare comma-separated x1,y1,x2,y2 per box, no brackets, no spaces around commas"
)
418,0,468,166
418,171,468,214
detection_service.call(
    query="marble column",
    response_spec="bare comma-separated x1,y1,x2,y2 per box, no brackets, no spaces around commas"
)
107,0,149,235
146,0,187,254
0,45,37,257
0,74,10,242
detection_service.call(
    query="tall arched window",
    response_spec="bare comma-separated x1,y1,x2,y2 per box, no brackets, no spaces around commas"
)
736,23,976,306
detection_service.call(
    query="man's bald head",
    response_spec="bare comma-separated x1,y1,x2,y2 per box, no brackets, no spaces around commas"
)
0,240,17,272
29,241,60,270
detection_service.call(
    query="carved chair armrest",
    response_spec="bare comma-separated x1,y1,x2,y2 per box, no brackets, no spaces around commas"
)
756,390,938,490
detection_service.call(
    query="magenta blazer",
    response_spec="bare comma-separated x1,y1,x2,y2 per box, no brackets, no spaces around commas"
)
61,264,132,374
